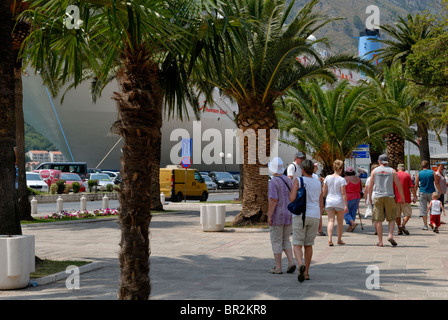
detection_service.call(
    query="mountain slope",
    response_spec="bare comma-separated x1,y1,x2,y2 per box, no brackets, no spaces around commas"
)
292,0,442,54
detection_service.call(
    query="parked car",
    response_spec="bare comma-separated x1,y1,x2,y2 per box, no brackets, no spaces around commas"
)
201,174,217,190
60,172,86,192
232,174,240,183
26,172,49,193
102,170,122,184
88,173,114,191
208,171,239,189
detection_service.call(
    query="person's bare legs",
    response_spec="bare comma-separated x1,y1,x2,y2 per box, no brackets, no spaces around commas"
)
327,210,336,245
388,220,396,243
293,245,303,267
375,221,383,246
304,245,313,278
284,247,295,269
336,210,345,244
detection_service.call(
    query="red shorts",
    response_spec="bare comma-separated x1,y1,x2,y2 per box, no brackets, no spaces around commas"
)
430,214,441,227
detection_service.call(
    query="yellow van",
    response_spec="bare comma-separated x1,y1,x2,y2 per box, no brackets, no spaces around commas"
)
160,167,209,202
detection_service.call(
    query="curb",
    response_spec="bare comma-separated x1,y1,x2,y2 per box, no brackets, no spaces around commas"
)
33,261,109,286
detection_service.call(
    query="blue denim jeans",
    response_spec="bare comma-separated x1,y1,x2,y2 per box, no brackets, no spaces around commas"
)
345,199,360,225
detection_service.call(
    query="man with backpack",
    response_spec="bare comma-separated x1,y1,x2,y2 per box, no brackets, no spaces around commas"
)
286,152,306,181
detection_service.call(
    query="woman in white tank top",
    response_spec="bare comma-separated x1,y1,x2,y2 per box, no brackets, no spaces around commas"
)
323,160,348,246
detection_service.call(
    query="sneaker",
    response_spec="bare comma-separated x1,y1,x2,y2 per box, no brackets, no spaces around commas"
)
423,226,428,230
435,228,440,233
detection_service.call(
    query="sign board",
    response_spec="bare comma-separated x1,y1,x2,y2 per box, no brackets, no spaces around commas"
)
181,156,191,169
181,138,192,157
351,144,370,159
39,169,51,180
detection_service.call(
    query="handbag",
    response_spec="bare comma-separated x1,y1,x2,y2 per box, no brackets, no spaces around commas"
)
287,177,307,228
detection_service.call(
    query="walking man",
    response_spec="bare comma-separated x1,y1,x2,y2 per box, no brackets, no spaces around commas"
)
415,161,441,230
369,154,405,247
394,164,417,235
286,152,306,181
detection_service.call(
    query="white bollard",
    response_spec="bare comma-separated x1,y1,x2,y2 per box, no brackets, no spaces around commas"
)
160,192,166,205
56,196,63,213
80,195,87,213
31,197,38,215
0,235,35,289
200,204,226,232
102,195,109,210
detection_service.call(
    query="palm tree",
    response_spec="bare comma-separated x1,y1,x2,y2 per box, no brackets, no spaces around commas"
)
0,1,22,235
24,0,217,299
373,13,436,162
277,80,409,176
373,14,434,69
196,0,375,225
12,0,33,221
367,65,441,170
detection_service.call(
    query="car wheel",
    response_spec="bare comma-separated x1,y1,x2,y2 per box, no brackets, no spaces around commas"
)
174,192,183,202
200,191,208,202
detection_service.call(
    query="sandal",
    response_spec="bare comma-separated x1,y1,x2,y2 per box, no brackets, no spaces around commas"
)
388,238,397,247
304,274,310,280
287,263,296,274
329,241,334,247
375,242,383,247
298,265,306,282
337,241,346,245
269,267,282,274
402,226,409,235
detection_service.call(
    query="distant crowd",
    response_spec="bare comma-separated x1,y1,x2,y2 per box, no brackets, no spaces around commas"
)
266,152,446,283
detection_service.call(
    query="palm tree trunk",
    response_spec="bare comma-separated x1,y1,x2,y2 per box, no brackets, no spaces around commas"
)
13,17,32,221
417,122,430,163
15,66,32,221
385,133,405,170
150,132,163,211
114,49,162,300
0,3,21,235
232,107,277,226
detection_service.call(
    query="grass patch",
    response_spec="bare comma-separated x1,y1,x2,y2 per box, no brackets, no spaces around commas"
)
30,259,89,278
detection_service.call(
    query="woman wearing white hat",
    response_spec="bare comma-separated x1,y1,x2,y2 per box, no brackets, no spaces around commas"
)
267,157,296,274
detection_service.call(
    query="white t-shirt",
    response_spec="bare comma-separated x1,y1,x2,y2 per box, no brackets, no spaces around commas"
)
324,175,347,209
287,162,301,180
430,200,441,215
297,176,321,219
365,177,375,203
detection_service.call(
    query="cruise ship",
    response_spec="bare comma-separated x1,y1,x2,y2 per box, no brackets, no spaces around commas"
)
23,30,446,173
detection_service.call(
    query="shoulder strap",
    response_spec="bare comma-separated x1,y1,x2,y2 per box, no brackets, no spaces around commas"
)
276,176,291,191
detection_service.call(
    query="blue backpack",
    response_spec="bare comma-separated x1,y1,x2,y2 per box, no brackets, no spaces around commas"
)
287,177,306,227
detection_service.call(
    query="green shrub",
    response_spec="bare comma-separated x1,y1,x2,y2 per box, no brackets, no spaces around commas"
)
27,186,39,195
72,182,81,193
50,183,57,194
106,184,114,192
88,179,98,192
56,180,66,194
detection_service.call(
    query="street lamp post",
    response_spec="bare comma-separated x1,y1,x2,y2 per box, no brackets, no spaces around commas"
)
219,152,232,172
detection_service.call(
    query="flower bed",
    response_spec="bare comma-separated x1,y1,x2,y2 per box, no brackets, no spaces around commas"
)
38,208,119,221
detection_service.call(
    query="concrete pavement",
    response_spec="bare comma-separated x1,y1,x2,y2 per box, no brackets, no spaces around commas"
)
1,202,448,301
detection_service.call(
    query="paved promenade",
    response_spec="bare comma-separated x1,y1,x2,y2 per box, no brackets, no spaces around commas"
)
1,202,448,301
